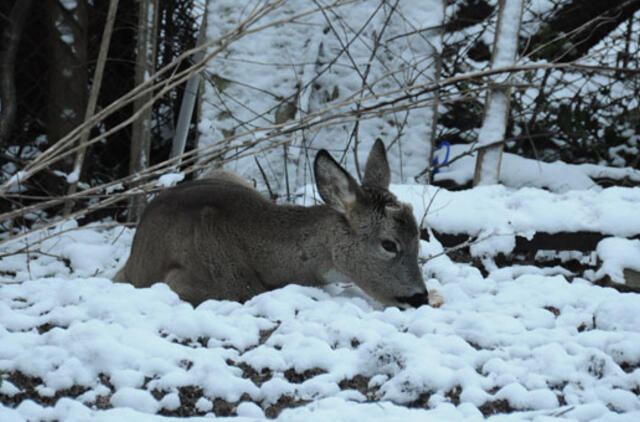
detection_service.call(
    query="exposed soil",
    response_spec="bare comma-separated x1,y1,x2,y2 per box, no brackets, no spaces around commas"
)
0,368,518,417
159,386,205,417
0,372,89,407
406,392,433,408
227,360,273,386
445,385,462,406
620,362,640,374
264,395,310,418
338,375,375,399
544,306,561,317
478,399,514,416
0,361,618,418
283,368,327,384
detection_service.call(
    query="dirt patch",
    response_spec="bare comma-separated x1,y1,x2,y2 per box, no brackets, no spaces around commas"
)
155,387,252,417
557,393,567,406
157,386,206,417
620,362,640,374
264,395,309,418
478,399,515,416
259,326,278,344
37,323,59,334
544,306,561,317
93,393,112,409
445,385,462,406
0,371,89,407
227,360,273,386
338,375,373,398
406,392,432,408
0,371,599,418
283,368,327,384
594,276,640,294
214,396,246,416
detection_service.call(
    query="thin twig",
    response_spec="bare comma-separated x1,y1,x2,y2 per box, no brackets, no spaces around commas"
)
420,233,493,263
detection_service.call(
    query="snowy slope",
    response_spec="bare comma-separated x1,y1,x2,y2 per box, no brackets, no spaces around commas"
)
2,185,640,421
199,0,443,191
434,144,640,192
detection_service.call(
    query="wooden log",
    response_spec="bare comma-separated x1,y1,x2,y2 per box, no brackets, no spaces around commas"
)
424,229,639,253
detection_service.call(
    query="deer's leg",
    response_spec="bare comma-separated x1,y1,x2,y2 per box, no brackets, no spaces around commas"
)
163,268,212,306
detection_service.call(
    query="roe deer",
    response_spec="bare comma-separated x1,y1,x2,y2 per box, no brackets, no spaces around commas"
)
115,140,429,308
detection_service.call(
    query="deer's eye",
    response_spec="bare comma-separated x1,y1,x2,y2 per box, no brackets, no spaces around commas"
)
381,240,398,254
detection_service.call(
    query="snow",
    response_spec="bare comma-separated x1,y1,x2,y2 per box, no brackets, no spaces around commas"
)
237,400,266,418
2,171,28,193
110,388,159,414
104,183,124,194
493,0,524,69
157,173,185,187
201,0,443,189
434,144,638,192
55,15,76,47
65,168,80,184
2,182,640,421
594,238,640,284
60,0,77,12
477,92,509,149
595,295,640,334
195,397,213,413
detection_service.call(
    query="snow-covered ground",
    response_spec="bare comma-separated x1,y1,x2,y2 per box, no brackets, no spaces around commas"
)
2,184,640,421
434,144,640,192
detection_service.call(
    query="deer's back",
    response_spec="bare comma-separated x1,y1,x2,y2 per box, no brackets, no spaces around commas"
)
120,177,271,292
149,176,269,217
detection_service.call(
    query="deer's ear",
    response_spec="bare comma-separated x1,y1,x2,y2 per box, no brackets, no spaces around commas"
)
314,150,360,213
362,138,390,190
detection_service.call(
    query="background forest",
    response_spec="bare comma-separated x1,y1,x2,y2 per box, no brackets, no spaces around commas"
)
1,0,640,234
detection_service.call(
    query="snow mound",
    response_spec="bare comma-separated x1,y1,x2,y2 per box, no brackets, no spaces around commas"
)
393,184,640,257
595,237,640,284
435,144,640,192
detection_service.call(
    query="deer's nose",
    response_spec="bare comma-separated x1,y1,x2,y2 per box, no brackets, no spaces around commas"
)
395,293,429,308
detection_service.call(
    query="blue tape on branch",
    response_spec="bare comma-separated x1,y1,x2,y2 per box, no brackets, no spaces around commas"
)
432,141,450,174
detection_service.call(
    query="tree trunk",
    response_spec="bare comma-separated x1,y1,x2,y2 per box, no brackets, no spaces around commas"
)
128,0,159,222
427,0,446,184
169,10,208,167
0,0,34,150
45,0,89,163
65,0,120,215
473,0,523,186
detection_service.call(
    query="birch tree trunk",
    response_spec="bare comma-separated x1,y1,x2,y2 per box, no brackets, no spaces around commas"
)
473,0,524,186
169,9,208,167
129,0,159,222
427,0,446,184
